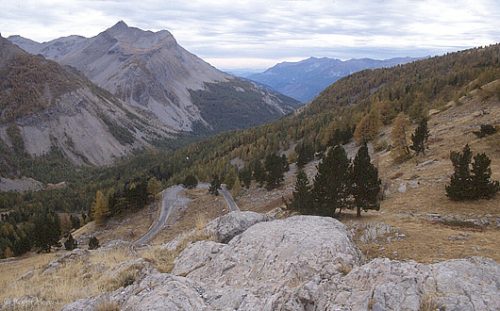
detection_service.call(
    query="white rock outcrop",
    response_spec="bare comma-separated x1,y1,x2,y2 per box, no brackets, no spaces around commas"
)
62,215,500,311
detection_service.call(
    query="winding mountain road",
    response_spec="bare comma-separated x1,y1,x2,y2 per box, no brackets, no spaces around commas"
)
134,183,239,245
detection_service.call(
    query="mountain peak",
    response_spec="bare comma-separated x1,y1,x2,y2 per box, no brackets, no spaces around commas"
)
112,20,128,29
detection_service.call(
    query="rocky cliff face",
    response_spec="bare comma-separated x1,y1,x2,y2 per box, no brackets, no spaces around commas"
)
62,214,500,310
0,35,169,167
9,22,300,133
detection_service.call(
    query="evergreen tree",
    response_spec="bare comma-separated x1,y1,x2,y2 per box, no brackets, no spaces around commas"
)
91,190,110,225
64,233,77,250
209,175,222,195
88,236,100,250
288,169,313,214
252,160,266,187
265,154,285,190
470,153,499,199
239,167,252,189
182,175,198,189
281,154,290,172
351,143,381,217
312,145,350,216
70,215,81,230
295,142,314,168
446,144,474,200
410,118,430,155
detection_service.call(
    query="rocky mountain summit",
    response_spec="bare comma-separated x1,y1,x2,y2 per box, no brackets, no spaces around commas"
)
61,213,499,311
9,22,299,134
0,35,167,167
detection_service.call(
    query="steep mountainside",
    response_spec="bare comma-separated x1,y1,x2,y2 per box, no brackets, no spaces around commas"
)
0,35,169,170
9,22,300,133
248,56,416,102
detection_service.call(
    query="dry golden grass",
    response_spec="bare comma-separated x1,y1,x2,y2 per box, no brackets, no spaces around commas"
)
152,187,226,244
95,300,120,311
141,229,214,273
348,87,500,263
0,247,136,311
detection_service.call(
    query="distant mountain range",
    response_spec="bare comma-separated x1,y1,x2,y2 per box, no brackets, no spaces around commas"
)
247,57,418,102
1,21,299,169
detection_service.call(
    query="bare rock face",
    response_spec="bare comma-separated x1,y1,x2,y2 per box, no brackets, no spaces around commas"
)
205,211,270,243
62,215,500,311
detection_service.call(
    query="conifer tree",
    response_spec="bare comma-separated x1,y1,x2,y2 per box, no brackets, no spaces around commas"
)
209,174,222,195
265,154,285,190
281,154,290,172
470,153,499,199
410,118,430,155
64,233,77,250
92,190,110,225
239,168,252,188
182,175,198,189
351,143,381,217
252,160,266,187
296,142,314,168
446,144,473,200
312,145,350,216
289,169,313,214
88,236,100,250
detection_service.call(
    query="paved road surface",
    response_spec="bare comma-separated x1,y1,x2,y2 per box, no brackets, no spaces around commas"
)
133,183,239,246
134,185,185,246
220,184,240,212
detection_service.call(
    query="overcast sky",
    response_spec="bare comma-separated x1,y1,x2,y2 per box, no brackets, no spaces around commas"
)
1,0,499,70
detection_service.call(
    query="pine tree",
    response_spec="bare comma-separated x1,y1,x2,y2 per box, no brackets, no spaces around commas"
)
354,109,381,144
64,233,77,250
252,160,266,187
281,154,290,172
289,169,313,214
265,154,285,190
446,144,473,200
296,142,314,168
410,118,430,155
351,143,381,217
91,190,110,225
88,236,100,250
239,167,252,189
209,175,222,195
391,112,411,162
312,145,350,216
470,153,499,199
182,175,198,189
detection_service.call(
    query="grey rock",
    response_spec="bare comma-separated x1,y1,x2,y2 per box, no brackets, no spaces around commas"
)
42,249,90,275
205,211,269,243
61,215,500,311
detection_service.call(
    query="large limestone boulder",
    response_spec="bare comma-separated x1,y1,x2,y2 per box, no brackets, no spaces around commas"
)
61,215,500,311
173,215,363,309
205,211,269,243
62,273,207,311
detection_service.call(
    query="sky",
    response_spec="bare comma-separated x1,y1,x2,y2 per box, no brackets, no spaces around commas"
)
1,0,499,70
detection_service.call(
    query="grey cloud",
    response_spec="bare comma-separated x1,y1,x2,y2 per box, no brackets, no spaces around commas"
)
1,0,499,69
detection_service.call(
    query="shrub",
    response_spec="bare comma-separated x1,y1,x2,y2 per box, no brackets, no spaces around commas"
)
182,175,198,189
64,234,77,250
89,236,100,250
472,124,497,138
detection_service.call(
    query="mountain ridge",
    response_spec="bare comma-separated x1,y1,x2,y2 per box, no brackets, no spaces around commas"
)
8,22,300,134
248,56,417,102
